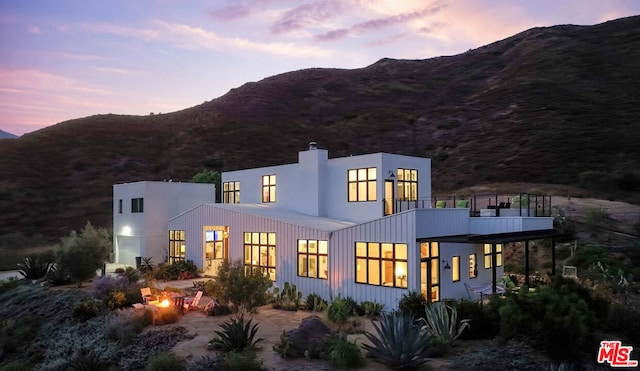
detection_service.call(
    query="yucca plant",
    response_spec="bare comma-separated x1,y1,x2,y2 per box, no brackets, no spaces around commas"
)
329,333,365,368
421,302,470,347
17,255,54,280
209,315,264,351
361,310,431,370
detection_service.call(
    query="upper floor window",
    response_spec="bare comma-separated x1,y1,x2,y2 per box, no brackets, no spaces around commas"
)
348,168,376,202
397,168,418,201
118,199,123,214
223,181,240,204
169,230,185,264
356,242,407,288
262,175,276,203
483,244,503,268
297,239,328,279
243,232,276,280
131,198,144,213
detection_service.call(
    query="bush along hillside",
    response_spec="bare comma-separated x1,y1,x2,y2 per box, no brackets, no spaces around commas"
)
1,16,640,243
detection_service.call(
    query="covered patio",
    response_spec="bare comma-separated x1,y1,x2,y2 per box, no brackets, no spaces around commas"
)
419,228,567,295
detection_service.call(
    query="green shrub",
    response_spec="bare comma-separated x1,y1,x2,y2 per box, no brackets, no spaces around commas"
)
329,333,365,368
271,282,302,310
146,351,185,371
328,297,351,329
342,296,364,316
204,259,272,312
53,222,111,287
604,303,640,346
221,350,265,371
153,260,199,280
360,300,384,318
104,290,127,310
305,293,328,312
272,330,295,358
0,315,40,356
66,349,112,371
421,302,469,354
361,310,431,369
451,299,499,339
398,291,427,320
72,299,100,322
209,315,264,352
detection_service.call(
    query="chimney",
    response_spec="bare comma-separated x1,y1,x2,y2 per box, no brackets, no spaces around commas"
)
308,141,318,150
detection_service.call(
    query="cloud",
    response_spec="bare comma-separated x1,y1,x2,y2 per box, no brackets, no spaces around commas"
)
208,4,252,21
314,3,446,42
28,26,40,34
94,67,136,75
271,0,345,34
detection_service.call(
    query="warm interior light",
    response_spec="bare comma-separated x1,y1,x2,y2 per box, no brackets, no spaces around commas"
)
395,266,405,276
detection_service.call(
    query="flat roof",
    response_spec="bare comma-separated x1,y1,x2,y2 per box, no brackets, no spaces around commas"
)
200,203,356,232
417,229,565,244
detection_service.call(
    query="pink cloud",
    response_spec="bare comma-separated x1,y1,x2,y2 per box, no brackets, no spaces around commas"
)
271,0,345,35
208,4,252,21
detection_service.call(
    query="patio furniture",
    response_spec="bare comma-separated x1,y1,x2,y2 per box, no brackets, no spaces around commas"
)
435,200,447,208
183,291,203,312
456,199,469,208
140,287,159,305
465,282,505,302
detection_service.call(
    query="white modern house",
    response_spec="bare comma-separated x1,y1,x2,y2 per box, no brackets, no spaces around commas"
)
122,143,560,310
113,181,216,267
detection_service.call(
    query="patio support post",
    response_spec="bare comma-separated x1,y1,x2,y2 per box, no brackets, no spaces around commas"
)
551,236,556,276
524,240,530,286
492,243,497,294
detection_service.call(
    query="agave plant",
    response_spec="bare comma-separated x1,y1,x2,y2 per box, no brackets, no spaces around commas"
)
421,302,470,346
209,315,264,352
361,310,431,369
17,256,54,280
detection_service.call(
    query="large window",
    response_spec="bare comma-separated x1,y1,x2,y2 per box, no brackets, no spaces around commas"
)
397,168,418,201
262,175,276,203
483,244,503,268
131,198,144,213
243,232,276,280
297,239,328,279
469,253,478,278
348,168,377,202
223,181,240,204
452,256,460,282
169,230,185,263
421,242,440,302
355,242,407,288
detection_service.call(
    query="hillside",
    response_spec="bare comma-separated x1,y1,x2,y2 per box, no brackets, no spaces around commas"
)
0,16,639,240
0,130,17,139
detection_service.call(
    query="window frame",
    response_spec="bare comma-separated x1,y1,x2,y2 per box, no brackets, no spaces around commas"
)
243,232,276,280
469,253,478,279
131,198,144,213
397,168,418,201
355,242,407,288
347,167,377,202
118,199,122,214
452,256,460,282
483,243,503,268
297,239,328,279
168,230,185,264
261,175,276,203
223,181,240,204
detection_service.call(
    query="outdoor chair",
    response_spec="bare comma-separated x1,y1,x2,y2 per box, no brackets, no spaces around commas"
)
465,282,506,302
503,275,536,294
140,287,159,306
435,200,447,208
456,199,469,208
183,290,203,312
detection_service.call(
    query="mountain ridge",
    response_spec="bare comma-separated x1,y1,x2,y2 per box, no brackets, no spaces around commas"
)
1,15,639,240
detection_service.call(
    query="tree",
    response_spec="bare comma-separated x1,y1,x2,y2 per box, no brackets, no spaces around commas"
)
54,222,111,287
205,259,272,313
191,170,221,202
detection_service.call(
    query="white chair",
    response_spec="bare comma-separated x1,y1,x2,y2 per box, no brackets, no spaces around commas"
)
140,287,159,305
183,291,203,311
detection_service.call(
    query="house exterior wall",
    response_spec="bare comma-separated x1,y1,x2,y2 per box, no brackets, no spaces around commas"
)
113,181,215,266
469,216,553,234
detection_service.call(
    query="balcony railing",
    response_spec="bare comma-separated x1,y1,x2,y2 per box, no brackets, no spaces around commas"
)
386,193,553,217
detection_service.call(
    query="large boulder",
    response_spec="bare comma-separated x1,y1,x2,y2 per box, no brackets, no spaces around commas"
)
278,315,334,358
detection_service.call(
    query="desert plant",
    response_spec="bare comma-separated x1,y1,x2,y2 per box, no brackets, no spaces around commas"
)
329,333,365,368
361,300,385,318
53,222,111,287
72,299,100,322
398,291,427,320
46,262,72,286
17,254,54,280
221,350,265,371
342,296,364,316
204,259,272,312
146,351,185,371
104,290,127,310
328,297,351,330
361,310,431,370
421,302,470,349
271,282,302,310
451,299,499,339
209,315,264,352
272,330,295,358
306,293,328,312
91,275,128,299
66,349,112,371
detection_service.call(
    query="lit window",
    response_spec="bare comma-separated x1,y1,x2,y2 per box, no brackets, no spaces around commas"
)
483,244,503,268
452,256,460,282
262,175,276,203
243,232,276,280
397,168,418,201
469,254,478,278
168,230,185,263
348,168,377,202
131,198,144,213
297,240,328,279
223,181,240,203
420,241,440,302
356,242,407,288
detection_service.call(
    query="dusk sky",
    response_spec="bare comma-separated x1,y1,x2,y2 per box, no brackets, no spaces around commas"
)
1,1,638,136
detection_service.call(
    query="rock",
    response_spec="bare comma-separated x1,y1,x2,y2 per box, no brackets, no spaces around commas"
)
282,315,334,358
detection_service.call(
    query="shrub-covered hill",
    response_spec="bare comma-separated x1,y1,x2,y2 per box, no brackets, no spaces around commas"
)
0,16,639,240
